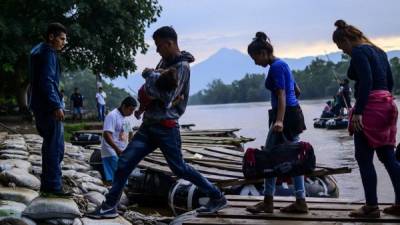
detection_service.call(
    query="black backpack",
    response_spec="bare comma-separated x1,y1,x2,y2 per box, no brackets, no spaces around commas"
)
243,132,316,179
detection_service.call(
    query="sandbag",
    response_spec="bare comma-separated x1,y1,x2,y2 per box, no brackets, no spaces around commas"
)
0,168,40,190
78,182,108,194
0,159,31,172
21,217,37,225
30,166,42,176
44,218,76,225
74,173,103,186
28,154,42,162
22,197,81,219
0,217,33,225
0,154,28,160
0,200,27,218
0,187,38,204
0,149,29,156
0,143,26,151
63,163,90,172
83,191,105,206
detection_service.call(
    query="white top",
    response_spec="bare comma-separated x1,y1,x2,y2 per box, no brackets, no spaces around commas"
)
96,91,107,105
101,108,134,158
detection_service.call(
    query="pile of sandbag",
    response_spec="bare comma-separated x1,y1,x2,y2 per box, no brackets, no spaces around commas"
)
0,133,167,225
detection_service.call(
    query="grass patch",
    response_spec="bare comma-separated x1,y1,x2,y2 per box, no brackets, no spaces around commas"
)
64,122,87,142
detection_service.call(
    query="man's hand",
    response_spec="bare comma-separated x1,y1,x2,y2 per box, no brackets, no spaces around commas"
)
273,120,284,132
53,108,64,121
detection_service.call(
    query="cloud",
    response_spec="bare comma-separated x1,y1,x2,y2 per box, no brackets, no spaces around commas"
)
134,0,400,70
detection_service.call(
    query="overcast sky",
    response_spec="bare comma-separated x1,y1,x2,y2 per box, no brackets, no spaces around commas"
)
134,0,400,70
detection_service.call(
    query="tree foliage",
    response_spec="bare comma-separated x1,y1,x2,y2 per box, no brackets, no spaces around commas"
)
189,56,400,105
0,0,161,111
61,70,130,112
189,74,269,105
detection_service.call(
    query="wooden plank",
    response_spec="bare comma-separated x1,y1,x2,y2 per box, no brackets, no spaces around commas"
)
198,207,400,223
204,147,244,157
190,160,243,172
183,147,242,162
149,152,242,165
183,143,241,150
181,131,238,136
182,217,352,225
225,195,393,205
137,160,238,182
145,156,243,178
181,128,240,133
181,136,247,141
228,201,391,211
226,195,351,204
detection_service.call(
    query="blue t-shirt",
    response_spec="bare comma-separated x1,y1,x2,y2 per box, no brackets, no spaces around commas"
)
265,59,298,108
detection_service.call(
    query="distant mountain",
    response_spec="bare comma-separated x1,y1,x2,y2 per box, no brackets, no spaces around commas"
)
107,48,400,95
189,48,343,94
190,48,263,94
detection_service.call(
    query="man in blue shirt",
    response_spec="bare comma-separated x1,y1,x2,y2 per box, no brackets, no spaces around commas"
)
29,23,69,197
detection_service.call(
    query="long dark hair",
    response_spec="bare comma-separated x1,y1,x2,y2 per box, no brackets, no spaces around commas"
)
247,31,273,56
332,19,382,51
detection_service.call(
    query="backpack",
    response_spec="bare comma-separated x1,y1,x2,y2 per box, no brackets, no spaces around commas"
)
242,132,316,179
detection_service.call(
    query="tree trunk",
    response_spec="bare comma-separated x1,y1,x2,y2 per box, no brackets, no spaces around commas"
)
14,58,30,114
16,82,29,113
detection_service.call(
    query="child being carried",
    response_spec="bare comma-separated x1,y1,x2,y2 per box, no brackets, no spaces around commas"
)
135,67,181,120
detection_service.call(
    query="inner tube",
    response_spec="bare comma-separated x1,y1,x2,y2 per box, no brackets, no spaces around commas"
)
313,119,327,128
168,179,208,216
326,119,348,130
71,132,101,146
226,175,339,198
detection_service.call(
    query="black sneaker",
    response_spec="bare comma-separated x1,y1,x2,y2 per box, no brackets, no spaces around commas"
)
196,195,228,214
40,190,73,198
86,202,119,219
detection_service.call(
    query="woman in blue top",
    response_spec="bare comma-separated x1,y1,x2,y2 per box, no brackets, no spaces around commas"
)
246,32,308,214
333,19,400,218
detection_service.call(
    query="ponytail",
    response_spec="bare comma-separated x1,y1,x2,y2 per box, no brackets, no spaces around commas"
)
248,31,274,56
333,19,383,52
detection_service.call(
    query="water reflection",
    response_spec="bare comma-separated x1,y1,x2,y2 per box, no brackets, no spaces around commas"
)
180,99,397,202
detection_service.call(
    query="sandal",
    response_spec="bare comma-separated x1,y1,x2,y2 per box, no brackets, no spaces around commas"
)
349,205,380,218
383,205,400,216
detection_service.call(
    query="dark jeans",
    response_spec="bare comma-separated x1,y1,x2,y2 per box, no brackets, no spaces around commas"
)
34,111,65,192
97,103,105,121
105,123,222,207
354,132,400,205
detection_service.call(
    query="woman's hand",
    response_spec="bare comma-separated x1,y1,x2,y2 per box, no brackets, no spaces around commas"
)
273,120,284,132
352,114,363,132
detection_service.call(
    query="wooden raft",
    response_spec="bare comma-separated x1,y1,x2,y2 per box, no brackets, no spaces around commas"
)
85,128,351,185
179,195,400,224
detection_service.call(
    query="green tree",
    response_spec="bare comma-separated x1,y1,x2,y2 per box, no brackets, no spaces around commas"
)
189,55,400,105
189,74,269,105
0,0,161,112
61,70,130,112
391,57,400,94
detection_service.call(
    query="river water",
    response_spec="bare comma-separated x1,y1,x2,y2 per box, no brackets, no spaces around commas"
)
179,99,397,203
